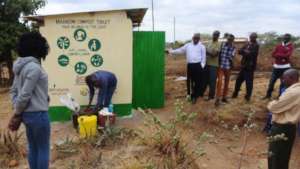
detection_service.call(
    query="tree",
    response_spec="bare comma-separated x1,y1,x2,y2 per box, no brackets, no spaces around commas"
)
0,0,46,84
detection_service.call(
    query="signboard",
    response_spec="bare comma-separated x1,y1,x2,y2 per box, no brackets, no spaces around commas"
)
40,11,133,113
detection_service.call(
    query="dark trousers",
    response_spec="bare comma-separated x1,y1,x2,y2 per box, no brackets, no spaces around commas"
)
98,85,116,107
268,123,296,169
266,68,289,97
233,69,254,99
187,63,204,99
204,65,218,99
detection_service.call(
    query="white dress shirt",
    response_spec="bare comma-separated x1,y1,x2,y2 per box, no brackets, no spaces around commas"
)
170,42,206,68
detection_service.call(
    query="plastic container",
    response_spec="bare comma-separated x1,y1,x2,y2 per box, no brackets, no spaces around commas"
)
98,111,116,128
108,103,114,113
78,115,97,138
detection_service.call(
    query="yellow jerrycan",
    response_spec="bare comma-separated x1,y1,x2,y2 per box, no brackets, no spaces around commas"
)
78,115,97,138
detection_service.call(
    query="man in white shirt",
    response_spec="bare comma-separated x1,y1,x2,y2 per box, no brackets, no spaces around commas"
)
167,33,206,104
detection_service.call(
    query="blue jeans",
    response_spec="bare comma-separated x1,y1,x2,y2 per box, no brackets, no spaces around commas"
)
22,112,50,169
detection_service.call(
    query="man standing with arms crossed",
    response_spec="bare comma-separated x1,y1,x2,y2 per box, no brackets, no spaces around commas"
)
168,33,206,104
232,33,259,101
267,69,300,169
204,30,221,101
263,33,294,99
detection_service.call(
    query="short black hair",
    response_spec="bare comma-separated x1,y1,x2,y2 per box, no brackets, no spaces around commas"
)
17,32,49,60
284,33,291,37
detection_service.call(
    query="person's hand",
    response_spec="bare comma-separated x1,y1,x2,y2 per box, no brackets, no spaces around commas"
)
8,113,22,132
281,58,287,63
165,49,173,56
244,49,250,54
84,106,92,113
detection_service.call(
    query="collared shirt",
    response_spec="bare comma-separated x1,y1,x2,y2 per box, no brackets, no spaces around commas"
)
170,42,206,68
206,41,221,67
219,43,236,69
239,41,259,71
272,42,294,69
268,83,300,124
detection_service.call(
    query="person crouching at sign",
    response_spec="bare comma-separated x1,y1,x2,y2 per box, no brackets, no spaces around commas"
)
85,70,117,112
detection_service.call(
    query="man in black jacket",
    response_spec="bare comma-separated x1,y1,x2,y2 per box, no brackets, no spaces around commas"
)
232,33,259,101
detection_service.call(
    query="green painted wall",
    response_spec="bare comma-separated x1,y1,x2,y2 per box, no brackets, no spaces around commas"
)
132,31,165,109
49,104,132,122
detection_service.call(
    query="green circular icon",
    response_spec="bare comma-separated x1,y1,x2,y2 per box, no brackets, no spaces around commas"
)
58,55,69,67
74,62,87,75
57,36,70,49
88,39,101,51
74,29,87,42
91,54,103,67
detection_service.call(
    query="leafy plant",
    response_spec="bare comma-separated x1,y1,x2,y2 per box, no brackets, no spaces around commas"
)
138,107,200,169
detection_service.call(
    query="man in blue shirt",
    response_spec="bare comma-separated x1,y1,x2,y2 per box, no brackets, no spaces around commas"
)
85,70,117,111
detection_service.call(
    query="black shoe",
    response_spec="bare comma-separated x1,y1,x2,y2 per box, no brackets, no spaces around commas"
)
222,98,229,103
215,99,220,107
205,96,214,101
232,93,238,99
245,96,251,102
191,97,197,104
262,96,271,100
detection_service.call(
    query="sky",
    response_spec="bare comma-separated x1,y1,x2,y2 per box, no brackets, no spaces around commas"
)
37,0,300,42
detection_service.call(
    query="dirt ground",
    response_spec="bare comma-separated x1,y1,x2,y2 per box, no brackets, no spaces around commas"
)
0,56,300,169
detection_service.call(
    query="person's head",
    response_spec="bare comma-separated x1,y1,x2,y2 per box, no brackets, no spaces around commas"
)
212,30,220,42
192,33,201,45
227,34,235,45
283,33,292,44
17,32,49,61
282,69,299,88
85,74,100,87
249,32,257,43
223,33,230,38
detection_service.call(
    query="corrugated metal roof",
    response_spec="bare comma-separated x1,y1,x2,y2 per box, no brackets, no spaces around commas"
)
23,8,148,27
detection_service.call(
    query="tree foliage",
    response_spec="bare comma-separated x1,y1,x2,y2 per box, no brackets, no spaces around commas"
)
0,0,46,54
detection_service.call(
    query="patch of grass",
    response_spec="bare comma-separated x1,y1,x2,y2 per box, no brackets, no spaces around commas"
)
0,129,25,167
138,104,201,169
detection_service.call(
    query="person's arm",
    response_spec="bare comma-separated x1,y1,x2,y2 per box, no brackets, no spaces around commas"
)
228,48,236,60
201,45,206,68
87,83,95,108
271,45,279,58
286,44,294,57
252,45,259,70
14,65,41,115
169,44,187,55
238,44,247,56
267,90,299,114
10,76,18,108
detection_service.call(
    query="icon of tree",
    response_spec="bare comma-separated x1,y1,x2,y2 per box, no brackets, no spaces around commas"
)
57,36,70,49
